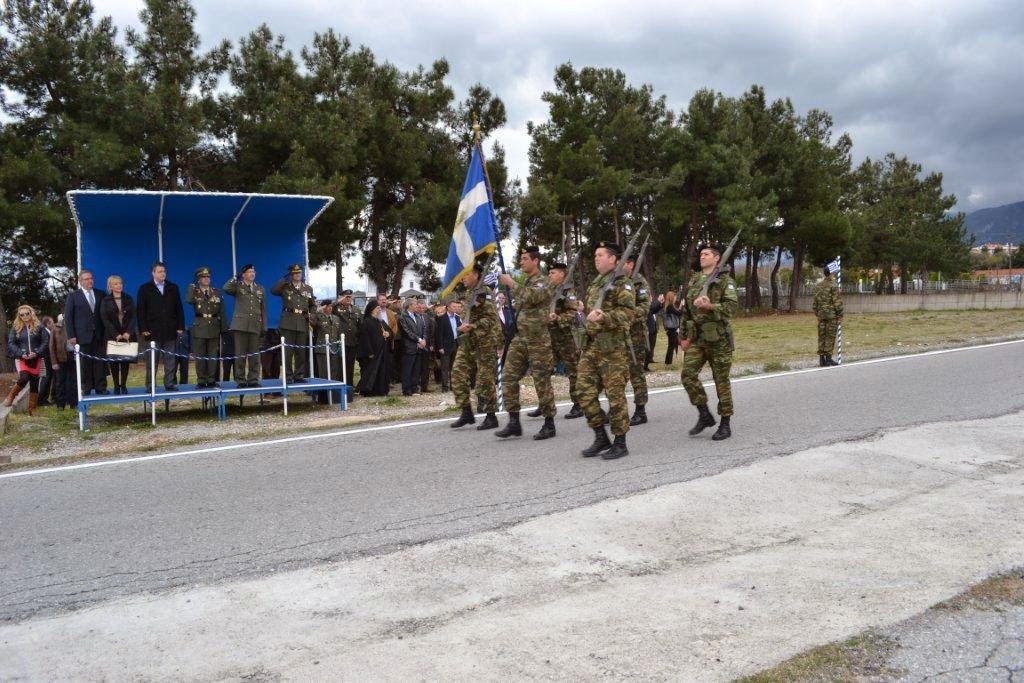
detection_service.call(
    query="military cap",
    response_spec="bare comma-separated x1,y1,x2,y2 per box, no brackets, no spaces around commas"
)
240,263,255,274
522,245,541,256
320,298,334,306
699,243,724,256
194,266,211,278
549,261,568,271
340,288,353,296
288,263,303,274
595,240,622,256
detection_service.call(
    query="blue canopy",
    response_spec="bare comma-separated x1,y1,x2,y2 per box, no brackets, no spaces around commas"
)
67,190,334,330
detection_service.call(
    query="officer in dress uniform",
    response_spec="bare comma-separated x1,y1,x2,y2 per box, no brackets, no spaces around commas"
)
271,264,317,384
335,290,361,394
312,299,342,404
223,264,267,387
186,266,227,388
577,241,635,459
679,244,739,440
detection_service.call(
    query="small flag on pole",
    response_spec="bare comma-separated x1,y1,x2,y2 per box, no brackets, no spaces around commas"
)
439,147,498,298
826,258,841,275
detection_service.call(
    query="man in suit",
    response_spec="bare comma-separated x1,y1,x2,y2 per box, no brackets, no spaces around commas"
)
398,298,428,396
435,299,462,391
136,261,185,391
63,268,108,397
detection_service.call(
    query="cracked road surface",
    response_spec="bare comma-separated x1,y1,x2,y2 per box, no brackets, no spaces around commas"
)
0,342,1023,678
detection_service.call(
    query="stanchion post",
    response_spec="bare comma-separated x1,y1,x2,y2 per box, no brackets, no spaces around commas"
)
324,333,332,406
836,255,843,365
280,336,288,416
150,341,157,426
308,329,314,382
340,333,348,410
74,344,84,431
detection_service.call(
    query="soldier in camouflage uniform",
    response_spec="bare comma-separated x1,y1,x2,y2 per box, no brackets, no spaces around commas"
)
622,255,651,426
497,246,557,440
335,289,361,392
813,265,844,366
679,244,740,440
186,266,227,388
271,264,317,384
577,241,636,459
546,262,584,419
223,264,267,387
449,264,502,431
311,299,342,404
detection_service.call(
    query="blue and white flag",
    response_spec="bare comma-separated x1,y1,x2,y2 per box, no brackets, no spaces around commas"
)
439,146,498,298
826,257,841,275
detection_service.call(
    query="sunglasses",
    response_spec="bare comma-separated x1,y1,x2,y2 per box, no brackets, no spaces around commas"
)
18,312,31,317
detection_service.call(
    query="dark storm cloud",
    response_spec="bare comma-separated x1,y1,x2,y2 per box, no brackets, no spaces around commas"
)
102,0,1024,211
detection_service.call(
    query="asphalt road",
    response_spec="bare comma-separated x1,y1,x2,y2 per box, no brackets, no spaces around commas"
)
3,341,1024,624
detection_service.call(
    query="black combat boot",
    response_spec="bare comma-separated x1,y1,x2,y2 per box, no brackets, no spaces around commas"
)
581,426,612,457
526,406,543,417
564,402,584,419
533,416,556,440
495,412,522,438
450,406,476,428
711,415,731,441
476,412,499,430
629,404,648,426
602,434,629,459
825,354,839,366
819,354,827,367
688,405,716,435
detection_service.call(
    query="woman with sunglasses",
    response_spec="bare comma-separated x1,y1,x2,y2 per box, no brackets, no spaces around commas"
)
5,305,50,416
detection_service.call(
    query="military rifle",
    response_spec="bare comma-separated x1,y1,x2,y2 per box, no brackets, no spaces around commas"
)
631,234,652,352
675,229,743,303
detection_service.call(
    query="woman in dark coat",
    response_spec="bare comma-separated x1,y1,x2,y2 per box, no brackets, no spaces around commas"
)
356,301,392,397
99,274,137,394
5,305,49,416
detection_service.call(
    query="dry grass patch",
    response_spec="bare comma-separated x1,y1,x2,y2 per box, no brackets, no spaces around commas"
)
736,629,903,683
933,568,1024,611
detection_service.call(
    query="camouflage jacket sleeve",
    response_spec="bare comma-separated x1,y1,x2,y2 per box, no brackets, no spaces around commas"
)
598,277,635,333
711,275,739,321
468,294,500,344
554,290,579,330
511,277,552,308
833,285,844,317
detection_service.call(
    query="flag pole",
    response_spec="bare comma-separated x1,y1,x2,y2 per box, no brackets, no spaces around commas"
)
473,116,514,411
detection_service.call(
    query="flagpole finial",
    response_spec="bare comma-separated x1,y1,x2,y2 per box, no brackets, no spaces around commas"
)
472,112,481,144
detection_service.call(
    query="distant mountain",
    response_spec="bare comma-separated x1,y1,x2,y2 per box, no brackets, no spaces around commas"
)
964,200,1024,245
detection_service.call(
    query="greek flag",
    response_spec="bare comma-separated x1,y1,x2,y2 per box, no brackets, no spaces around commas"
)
826,258,841,275
439,146,497,298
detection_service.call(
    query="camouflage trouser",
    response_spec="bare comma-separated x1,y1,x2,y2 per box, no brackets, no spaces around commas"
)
577,344,630,436
502,336,555,416
817,318,839,354
550,328,579,403
282,327,309,381
193,336,220,385
627,322,648,405
452,339,498,413
681,341,733,416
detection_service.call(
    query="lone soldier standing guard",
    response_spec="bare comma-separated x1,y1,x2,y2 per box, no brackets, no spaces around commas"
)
577,241,635,459
679,244,739,441
497,246,557,440
335,289,361,394
272,264,317,383
545,262,584,419
449,264,501,430
813,264,844,366
187,266,226,388
223,264,267,387
622,254,651,426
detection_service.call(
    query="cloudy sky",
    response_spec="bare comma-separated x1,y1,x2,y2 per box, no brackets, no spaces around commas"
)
92,0,1023,292
95,0,1024,213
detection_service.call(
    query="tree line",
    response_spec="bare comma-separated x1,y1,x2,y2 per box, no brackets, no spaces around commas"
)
1,0,970,335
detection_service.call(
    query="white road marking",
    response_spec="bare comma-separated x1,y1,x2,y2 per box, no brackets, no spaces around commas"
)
3,338,1022,480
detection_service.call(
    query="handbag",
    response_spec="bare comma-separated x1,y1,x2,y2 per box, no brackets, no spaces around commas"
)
106,340,139,357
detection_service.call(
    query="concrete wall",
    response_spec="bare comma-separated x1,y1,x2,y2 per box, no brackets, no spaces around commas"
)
791,290,1024,313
